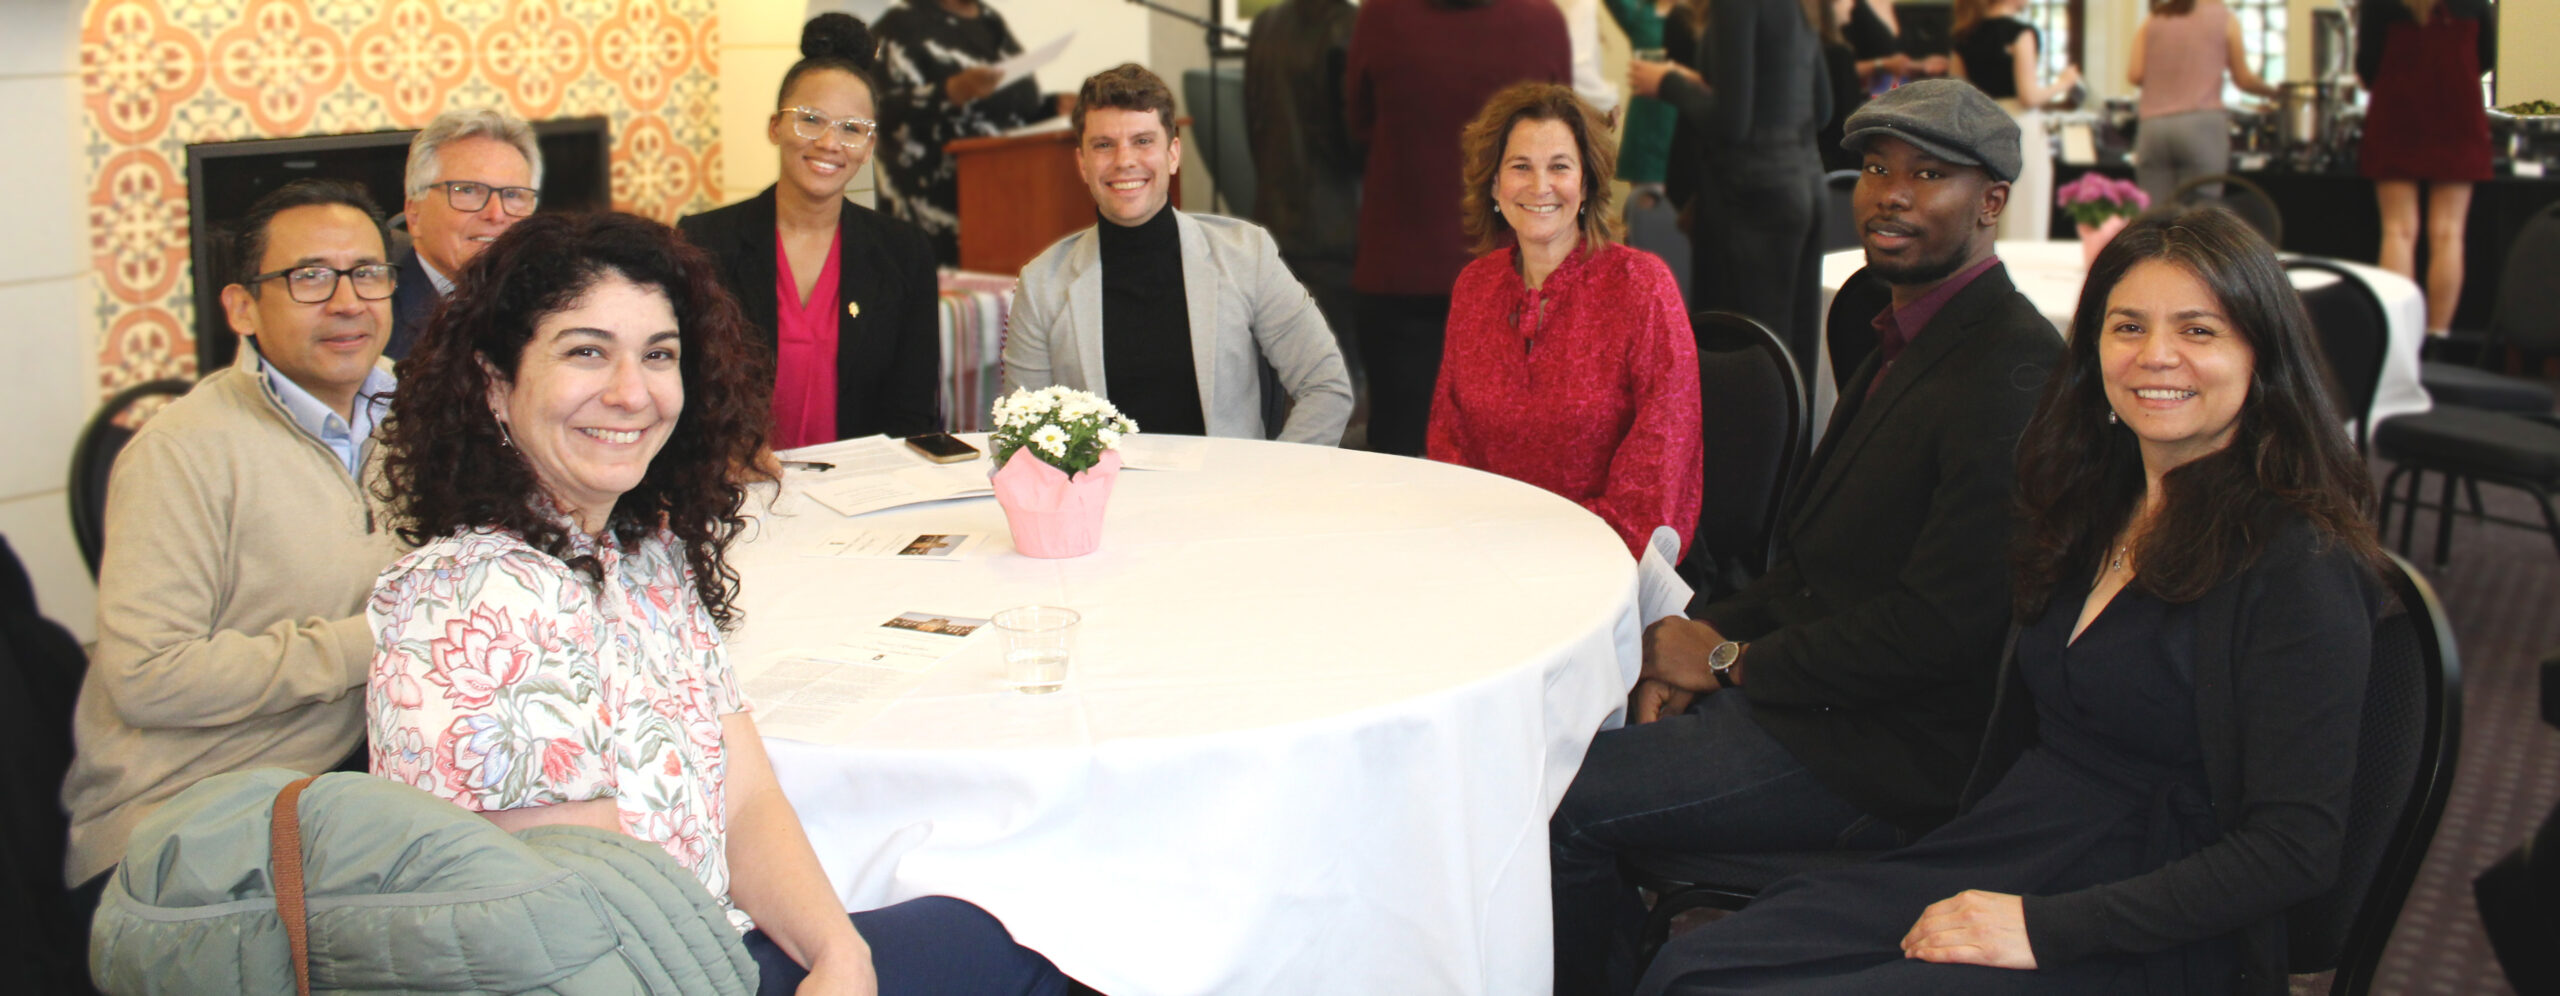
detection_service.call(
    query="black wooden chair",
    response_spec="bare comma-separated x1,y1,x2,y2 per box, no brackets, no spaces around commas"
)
2282,258,2391,451
1677,311,1808,603
2374,407,2560,565
2171,173,2284,248
1820,170,1861,254
2288,551,2463,996
2419,201,2560,414
67,378,193,578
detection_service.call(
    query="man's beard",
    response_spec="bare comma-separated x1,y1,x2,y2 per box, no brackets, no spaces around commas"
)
1864,238,1971,287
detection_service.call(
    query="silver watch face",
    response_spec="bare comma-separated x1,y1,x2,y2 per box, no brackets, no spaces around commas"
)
1709,640,1740,670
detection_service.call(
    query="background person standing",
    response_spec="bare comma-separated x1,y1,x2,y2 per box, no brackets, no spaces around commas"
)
1345,0,1571,456
2128,0,2279,207
874,0,1074,266
2358,0,2496,336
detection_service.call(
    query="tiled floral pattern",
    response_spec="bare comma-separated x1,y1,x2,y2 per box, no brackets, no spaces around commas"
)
79,0,722,393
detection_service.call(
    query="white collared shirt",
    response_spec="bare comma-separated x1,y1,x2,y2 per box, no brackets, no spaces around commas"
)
261,355,396,477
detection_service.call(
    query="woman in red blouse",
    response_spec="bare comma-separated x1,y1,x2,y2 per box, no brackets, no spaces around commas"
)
1429,83,1703,559
680,13,942,449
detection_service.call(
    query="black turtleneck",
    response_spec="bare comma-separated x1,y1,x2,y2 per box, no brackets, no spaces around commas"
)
1096,206,1205,436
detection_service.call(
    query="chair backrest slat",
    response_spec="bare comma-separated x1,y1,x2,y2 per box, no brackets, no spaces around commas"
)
1682,311,1808,599
68,378,195,579
2489,203,2560,355
2288,551,2463,995
2282,258,2389,451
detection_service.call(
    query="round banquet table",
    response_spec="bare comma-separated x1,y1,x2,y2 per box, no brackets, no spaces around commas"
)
1813,240,2431,440
728,437,1643,995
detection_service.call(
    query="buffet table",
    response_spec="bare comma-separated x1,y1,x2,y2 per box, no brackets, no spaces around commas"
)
728,438,1642,995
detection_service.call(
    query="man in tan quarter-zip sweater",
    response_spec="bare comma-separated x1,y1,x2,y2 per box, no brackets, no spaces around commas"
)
61,180,413,917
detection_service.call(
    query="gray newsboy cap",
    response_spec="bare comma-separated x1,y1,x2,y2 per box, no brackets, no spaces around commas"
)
1839,79,2022,182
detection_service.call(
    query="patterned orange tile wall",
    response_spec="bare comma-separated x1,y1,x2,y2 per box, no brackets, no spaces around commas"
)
79,0,723,394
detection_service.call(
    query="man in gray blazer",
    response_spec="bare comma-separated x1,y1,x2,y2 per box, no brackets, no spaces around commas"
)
1006,64,1353,445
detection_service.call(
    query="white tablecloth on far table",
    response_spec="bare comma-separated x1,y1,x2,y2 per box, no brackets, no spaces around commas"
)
729,438,1642,996
1813,240,2431,439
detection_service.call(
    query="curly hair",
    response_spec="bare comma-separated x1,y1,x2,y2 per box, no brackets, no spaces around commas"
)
1458,82,1622,256
2010,206,2383,618
377,211,771,630
1072,63,1179,141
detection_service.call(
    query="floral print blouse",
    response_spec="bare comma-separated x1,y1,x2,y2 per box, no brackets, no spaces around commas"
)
367,522,753,930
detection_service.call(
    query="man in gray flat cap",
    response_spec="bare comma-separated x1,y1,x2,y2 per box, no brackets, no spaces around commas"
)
1549,78,2064,996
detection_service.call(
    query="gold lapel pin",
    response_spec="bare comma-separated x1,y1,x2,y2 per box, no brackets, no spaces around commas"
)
845,300,861,318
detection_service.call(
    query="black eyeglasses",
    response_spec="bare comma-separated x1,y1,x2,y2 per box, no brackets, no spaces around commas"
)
243,263,400,304
780,106,879,148
428,180,540,216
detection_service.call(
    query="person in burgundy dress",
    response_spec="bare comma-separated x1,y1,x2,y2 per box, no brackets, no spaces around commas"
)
681,13,942,449
1427,83,1701,560
2358,0,2497,335
1346,0,1572,456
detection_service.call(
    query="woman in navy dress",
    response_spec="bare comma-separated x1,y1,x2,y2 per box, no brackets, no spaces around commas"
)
1633,207,2387,996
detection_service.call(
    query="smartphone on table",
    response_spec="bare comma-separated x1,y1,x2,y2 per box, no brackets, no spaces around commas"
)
905,432,981,463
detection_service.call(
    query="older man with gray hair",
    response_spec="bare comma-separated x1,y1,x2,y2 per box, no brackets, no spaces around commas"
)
387,107,543,360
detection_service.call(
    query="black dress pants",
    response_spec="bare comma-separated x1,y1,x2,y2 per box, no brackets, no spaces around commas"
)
1355,291,1450,457
1691,146,1826,393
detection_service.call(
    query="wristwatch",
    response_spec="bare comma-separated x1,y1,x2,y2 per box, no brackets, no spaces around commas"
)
1708,640,1745,688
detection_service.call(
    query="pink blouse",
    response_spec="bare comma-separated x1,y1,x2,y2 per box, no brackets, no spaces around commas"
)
1428,242,1702,559
772,228,843,450
367,520,752,930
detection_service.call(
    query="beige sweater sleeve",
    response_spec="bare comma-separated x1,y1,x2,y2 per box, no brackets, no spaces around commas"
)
90,429,370,730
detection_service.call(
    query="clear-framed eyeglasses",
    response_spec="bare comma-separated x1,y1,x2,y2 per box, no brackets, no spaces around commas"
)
427,180,540,217
781,106,879,148
243,263,401,304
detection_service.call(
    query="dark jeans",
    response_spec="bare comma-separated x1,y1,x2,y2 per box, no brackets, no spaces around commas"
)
1354,292,1450,456
1691,148,1826,394
747,895,1070,996
1550,692,1904,996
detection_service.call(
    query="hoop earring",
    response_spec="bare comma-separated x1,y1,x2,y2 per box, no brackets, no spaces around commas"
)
493,410,516,448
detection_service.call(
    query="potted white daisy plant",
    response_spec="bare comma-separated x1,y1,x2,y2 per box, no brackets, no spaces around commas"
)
985,386,1139,558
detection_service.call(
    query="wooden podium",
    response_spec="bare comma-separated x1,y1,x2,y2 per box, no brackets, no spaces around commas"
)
948,122,1182,276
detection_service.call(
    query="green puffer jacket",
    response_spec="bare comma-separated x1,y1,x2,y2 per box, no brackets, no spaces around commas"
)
90,769,756,995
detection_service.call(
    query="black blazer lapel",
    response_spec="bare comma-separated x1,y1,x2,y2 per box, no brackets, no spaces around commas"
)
1788,263,2021,527
386,245,440,362
729,188,783,347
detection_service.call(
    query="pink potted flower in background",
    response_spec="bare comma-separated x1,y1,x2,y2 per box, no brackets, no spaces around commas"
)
986,386,1138,558
2057,174,2150,266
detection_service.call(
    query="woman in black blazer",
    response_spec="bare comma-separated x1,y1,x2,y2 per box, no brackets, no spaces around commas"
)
1633,208,2390,996
679,13,941,446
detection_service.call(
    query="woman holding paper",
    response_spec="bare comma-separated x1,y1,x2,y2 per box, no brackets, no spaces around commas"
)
874,0,1076,265
681,13,942,449
367,211,1074,996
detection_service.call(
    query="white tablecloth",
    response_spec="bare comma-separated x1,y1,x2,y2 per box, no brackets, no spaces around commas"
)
728,439,1642,995
1813,240,2431,440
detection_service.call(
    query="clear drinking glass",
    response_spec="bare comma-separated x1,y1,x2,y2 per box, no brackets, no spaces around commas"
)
994,606,1079,694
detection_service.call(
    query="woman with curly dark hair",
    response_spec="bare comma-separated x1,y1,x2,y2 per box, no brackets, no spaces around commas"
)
1629,207,2387,996
368,211,1070,995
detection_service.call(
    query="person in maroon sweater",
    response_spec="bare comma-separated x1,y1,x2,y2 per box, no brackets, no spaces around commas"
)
1346,0,1571,456
1428,83,1701,560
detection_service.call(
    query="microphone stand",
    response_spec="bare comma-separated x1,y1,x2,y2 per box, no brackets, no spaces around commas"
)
1122,0,1250,214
